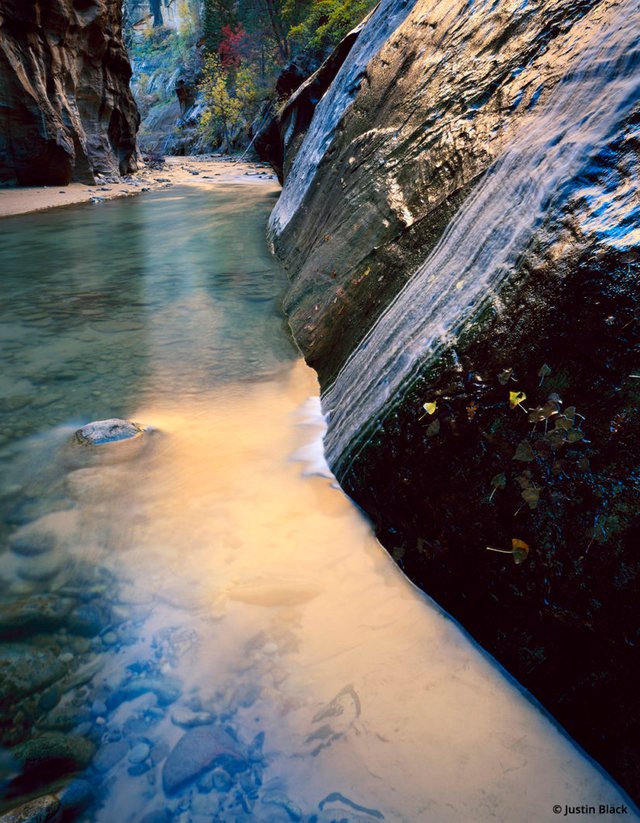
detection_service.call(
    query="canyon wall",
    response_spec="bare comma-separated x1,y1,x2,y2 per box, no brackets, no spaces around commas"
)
268,0,640,802
0,0,139,185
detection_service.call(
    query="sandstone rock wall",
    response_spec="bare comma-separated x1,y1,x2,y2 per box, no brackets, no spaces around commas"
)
0,0,139,185
269,0,640,802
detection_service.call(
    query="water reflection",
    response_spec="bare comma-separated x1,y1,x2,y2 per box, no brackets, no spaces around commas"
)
0,185,635,821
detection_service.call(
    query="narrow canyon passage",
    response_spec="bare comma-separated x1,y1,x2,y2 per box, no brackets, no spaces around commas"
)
0,179,635,821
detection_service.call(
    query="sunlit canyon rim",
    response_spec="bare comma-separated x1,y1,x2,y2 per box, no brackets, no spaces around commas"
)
266,0,640,803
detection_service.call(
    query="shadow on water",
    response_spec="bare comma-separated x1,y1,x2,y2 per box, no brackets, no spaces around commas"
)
0,183,636,822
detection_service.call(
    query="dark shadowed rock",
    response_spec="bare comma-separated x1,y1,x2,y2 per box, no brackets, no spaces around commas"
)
12,733,95,777
0,0,139,186
269,0,640,801
0,645,66,704
162,726,246,795
0,794,60,823
0,595,74,638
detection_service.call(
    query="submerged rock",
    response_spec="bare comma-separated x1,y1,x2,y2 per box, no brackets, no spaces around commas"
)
0,595,74,639
0,794,60,823
162,726,246,795
171,708,215,728
0,645,66,704
8,511,80,557
12,733,95,777
268,0,640,801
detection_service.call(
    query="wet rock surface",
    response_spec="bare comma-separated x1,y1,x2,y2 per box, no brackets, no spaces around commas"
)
75,419,147,445
0,793,60,823
0,0,139,186
268,0,640,801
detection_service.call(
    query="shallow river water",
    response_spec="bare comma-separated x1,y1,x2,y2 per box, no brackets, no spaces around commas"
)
0,179,636,822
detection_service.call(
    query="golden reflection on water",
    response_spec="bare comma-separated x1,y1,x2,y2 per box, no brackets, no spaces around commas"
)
64,359,632,821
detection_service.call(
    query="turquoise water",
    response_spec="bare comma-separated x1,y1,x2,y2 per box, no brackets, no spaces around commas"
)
0,183,635,822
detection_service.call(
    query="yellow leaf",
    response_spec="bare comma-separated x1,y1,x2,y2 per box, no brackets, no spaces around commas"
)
511,538,530,565
422,401,437,415
509,390,527,409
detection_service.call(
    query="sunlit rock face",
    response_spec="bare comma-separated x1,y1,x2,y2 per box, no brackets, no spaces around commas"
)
0,0,139,185
269,0,640,801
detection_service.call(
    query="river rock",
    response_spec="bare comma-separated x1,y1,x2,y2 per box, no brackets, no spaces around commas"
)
108,675,182,709
92,740,129,774
267,0,640,801
128,742,151,764
75,419,146,445
0,794,60,823
57,779,94,814
162,726,246,795
12,733,95,777
0,595,74,639
0,645,66,704
171,708,215,728
9,511,80,557
66,603,106,638
0,1,139,186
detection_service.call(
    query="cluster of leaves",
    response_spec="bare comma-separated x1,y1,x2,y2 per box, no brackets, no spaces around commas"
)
286,0,376,52
198,53,260,147
418,362,592,567
197,0,377,145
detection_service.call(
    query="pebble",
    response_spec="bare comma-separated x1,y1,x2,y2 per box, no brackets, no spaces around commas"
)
91,700,107,716
128,742,151,764
93,740,128,773
171,708,215,728
109,676,181,709
67,603,104,637
102,631,118,646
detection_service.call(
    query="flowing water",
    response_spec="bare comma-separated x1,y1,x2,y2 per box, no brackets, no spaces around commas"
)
321,0,640,470
0,180,636,822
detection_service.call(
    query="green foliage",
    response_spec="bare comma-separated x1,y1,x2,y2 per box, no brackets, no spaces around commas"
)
198,54,242,145
286,0,376,52
197,54,263,147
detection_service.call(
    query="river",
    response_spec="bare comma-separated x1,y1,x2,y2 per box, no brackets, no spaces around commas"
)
0,177,635,822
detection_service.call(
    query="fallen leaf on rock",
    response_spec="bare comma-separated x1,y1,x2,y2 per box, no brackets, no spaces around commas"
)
426,419,441,437
513,440,535,462
511,538,530,564
509,390,527,409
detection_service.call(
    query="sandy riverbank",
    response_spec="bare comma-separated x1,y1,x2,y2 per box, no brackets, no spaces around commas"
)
0,156,276,219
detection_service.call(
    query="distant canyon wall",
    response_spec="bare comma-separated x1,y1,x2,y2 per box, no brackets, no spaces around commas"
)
268,0,640,803
0,0,139,185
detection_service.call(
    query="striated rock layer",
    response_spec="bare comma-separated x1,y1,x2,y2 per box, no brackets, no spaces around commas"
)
269,0,640,802
0,0,139,185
